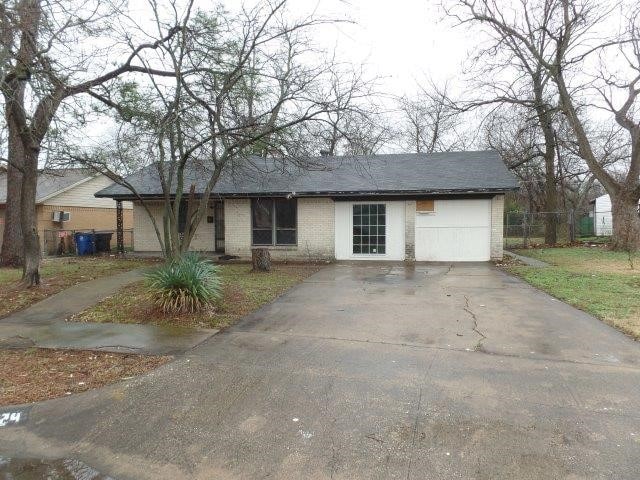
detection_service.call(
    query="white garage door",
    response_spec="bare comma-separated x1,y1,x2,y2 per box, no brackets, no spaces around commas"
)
415,199,491,261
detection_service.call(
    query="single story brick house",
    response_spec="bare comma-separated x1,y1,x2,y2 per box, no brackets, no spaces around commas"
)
0,168,133,254
96,151,518,262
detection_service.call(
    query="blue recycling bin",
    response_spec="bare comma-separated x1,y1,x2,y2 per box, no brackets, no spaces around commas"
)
74,233,95,256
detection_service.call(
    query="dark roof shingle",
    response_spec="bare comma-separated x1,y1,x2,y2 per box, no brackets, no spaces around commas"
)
96,150,518,198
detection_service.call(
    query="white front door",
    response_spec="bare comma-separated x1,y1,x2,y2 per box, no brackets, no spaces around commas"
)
415,199,491,261
334,201,405,261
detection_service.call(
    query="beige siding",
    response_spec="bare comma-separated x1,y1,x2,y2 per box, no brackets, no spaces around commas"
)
490,194,505,260
45,175,133,209
133,201,215,252
224,197,334,261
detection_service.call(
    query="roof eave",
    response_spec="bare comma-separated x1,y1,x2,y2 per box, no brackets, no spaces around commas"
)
96,186,519,200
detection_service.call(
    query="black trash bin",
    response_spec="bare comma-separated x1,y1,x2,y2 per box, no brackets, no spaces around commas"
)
94,232,113,253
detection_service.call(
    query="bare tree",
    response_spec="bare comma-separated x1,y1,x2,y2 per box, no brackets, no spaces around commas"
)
281,70,390,157
288,109,392,158
486,106,549,213
445,0,563,243
447,0,640,251
396,81,466,153
486,104,607,225
71,1,367,258
0,0,183,284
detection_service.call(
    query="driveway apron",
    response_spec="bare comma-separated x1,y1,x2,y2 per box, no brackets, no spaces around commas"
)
2,262,640,479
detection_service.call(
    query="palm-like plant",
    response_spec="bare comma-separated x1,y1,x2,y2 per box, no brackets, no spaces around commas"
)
145,253,221,313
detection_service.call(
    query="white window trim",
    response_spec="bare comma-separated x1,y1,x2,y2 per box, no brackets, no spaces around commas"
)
351,201,388,256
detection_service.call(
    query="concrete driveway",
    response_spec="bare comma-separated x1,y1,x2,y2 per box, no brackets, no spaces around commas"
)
2,262,640,479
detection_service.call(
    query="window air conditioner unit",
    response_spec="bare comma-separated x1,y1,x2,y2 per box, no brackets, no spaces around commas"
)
52,211,70,222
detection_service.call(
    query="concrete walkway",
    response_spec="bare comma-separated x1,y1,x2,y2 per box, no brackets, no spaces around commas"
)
504,250,550,267
0,269,217,355
2,262,640,479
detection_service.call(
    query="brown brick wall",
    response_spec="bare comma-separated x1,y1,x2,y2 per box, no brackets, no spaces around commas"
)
0,204,133,254
38,205,133,254
38,205,132,232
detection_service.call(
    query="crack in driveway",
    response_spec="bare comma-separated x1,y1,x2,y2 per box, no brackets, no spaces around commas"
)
464,295,487,350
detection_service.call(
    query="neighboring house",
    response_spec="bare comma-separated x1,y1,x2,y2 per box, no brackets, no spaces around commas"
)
96,151,519,262
589,193,640,236
589,194,613,236
0,169,133,254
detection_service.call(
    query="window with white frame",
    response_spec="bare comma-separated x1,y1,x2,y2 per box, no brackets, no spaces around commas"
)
353,203,386,254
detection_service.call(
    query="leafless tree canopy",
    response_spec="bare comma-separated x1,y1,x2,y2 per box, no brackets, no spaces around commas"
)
66,0,375,258
396,81,469,154
446,0,640,250
0,0,195,281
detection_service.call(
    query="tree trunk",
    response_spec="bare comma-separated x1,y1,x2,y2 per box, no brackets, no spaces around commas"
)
1,162,24,267
20,149,40,286
543,152,558,245
251,248,271,272
533,89,558,245
1,91,26,267
610,191,640,252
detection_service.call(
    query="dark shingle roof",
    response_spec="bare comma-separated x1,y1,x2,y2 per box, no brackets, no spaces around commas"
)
0,169,94,204
96,150,519,199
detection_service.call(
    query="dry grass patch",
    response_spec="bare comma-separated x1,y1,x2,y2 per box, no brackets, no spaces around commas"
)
0,348,170,407
0,257,157,318
72,263,323,329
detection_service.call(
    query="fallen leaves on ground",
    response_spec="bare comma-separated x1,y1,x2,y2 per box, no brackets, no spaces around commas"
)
0,348,170,406
0,257,158,318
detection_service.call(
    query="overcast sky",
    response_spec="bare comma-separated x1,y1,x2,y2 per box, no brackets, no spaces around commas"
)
70,0,474,154
223,0,474,96
71,0,630,157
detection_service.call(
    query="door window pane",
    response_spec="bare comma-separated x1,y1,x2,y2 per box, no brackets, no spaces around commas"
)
353,204,386,255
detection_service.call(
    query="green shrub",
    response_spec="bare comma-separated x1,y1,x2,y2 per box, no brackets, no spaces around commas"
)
145,253,221,313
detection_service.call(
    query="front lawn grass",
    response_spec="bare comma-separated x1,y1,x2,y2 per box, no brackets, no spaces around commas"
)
0,348,170,407
505,247,640,338
72,263,322,329
0,257,156,318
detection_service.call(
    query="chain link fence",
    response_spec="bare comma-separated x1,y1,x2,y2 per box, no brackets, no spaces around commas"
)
504,211,605,248
43,229,134,256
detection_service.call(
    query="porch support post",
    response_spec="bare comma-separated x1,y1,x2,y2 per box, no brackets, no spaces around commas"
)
116,200,124,254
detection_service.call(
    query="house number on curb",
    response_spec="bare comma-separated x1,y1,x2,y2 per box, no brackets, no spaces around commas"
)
0,408,29,427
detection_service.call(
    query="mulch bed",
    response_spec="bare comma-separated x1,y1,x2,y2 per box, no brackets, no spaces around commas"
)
0,348,170,406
